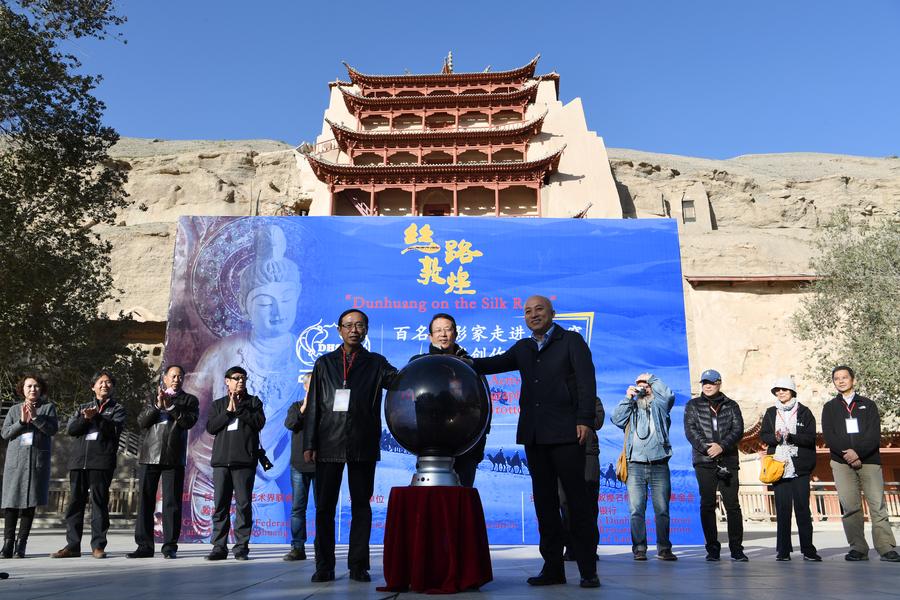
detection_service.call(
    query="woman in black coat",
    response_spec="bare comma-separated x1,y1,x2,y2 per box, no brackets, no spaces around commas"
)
759,377,821,562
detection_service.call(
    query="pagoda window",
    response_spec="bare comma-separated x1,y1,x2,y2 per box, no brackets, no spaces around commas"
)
459,88,488,95
360,115,390,131
494,86,516,94
499,185,538,217
368,91,392,98
492,148,524,163
332,188,370,216
396,90,425,97
427,89,455,96
387,151,418,165
458,186,495,217
378,189,412,216
418,188,453,216
493,109,523,125
458,150,488,164
354,152,383,166
393,113,423,130
459,111,489,128
424,112,455,129
422,151,453,165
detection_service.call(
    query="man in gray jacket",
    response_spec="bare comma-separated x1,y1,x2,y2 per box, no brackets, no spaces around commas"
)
127,365,199,559
612,373,677,561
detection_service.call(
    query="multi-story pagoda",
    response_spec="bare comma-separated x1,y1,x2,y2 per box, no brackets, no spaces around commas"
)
302,55,622,218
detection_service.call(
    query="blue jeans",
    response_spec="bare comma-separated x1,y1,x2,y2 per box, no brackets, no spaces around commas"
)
290,467,315,549
626,461,672,553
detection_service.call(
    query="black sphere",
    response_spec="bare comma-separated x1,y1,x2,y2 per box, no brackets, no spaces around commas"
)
385,354,490,457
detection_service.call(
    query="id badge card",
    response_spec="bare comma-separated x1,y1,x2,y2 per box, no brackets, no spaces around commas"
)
333,388,351,412
845,418,859,434
227,418,239,431
85,428,99,441
20,431,34,446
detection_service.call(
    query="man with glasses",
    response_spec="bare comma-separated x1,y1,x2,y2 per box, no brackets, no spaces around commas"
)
409,313,490,487
303,309,398,583
204,366,266,561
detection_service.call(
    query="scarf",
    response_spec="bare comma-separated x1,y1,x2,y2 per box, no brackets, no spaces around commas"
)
773,397,799,478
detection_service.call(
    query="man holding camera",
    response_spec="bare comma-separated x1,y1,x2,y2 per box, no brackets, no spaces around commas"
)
612,373,677,561
684,369,747,562
204,366,266,561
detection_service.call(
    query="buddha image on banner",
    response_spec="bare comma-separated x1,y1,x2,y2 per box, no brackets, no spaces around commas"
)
164,215,701,545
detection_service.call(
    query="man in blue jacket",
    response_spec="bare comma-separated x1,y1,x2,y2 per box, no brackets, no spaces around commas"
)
612,373,677,561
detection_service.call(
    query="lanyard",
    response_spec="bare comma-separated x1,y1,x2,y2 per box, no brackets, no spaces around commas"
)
342,348,357,387
708,401,720,417
776,406,797,427
843,401,856,417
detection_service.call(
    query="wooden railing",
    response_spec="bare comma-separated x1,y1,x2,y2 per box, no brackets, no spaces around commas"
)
722,482,900,522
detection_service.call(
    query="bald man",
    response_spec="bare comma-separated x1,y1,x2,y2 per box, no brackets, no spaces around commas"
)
473,296,599,588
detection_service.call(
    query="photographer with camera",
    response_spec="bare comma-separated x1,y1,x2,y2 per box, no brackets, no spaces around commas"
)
612,373,677,561
684,369,747,562
204,366,266,561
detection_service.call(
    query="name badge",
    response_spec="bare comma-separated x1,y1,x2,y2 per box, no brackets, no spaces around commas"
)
227,418,239,431
85,429,99,441
20,432,34,446
845,418,859,434
333,389,351,412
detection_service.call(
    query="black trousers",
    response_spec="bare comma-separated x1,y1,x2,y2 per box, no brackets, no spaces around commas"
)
695,465,743,556
210,466,255,552
134,464,185,552
525,443,598,578
773,474,816,556
560,479,600,556
4,507,36,540
64,468,114,551
314,461,376,572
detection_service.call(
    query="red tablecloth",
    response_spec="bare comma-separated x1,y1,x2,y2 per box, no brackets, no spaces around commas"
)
378,485,493,594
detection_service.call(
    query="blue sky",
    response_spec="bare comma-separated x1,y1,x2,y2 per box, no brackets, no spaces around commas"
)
68,1,900,159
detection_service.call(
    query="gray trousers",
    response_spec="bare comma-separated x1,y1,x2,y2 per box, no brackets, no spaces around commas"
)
831,460,896,555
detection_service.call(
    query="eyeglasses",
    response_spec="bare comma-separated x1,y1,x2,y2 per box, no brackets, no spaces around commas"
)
340,322,367,331
431,327,455,335
228,375,247,382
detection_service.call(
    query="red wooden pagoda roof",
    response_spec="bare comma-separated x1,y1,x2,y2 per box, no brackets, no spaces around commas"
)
339,82,540,114
325,112,548,150
305,146,565,187
344,55,540,87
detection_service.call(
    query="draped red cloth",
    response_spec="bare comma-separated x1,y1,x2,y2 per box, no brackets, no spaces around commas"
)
378,486,493,594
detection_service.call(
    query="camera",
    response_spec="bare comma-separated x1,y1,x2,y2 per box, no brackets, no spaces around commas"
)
256,448,274,471
715,461,731,481
633,386,650,399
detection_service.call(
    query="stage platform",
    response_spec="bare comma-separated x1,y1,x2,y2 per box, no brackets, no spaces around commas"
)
1,525,898,599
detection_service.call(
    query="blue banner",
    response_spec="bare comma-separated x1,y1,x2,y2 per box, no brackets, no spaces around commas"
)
163,215,701,545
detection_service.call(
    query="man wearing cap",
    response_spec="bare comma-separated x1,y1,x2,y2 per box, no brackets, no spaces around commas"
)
683,369,747,562
822,366,900,562
612,373,677,561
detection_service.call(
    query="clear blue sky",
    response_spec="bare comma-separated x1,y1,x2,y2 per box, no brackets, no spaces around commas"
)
69,0,900,159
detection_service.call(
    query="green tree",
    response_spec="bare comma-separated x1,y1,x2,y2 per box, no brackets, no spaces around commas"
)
0,1,153,425
793,212,900,418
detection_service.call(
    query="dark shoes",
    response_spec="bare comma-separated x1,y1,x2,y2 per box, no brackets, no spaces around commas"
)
657,550,678,561
349,569,371,582
776,554,791,561
803,553,822,562
92,548,107,559
311,570,335,582
845,550,869,561
283,547,307,561
205,548,228,561
162,549,177,559
580,575,601,588
234,550,250,561
126,547,154,559
731,552,749,562
14,538,27,558
881,550,900,562
705,554,720,562
1,539,12,559
526,571,566,586
51,546,80,558
633,550,647,561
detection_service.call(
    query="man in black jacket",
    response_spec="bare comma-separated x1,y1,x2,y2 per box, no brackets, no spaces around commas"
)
303,309,398,583
51,370,126,559
409,312,489,488
683,369,747,562
127,365,199,559
282,372,315,561
473,296,600,589
204,366,266,561
822,365,899,562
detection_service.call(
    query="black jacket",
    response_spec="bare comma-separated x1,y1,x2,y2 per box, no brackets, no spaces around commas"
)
285,401,315,473
473,326,597,445
759,403,817,476
206,394,266,468
137,391,200,466
410,343,491,459
684,393,744,469
66,398,126,471
303,347,398,462
821,393,882,465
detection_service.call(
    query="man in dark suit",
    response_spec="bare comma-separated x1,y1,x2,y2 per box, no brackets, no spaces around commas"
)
473,296,599,588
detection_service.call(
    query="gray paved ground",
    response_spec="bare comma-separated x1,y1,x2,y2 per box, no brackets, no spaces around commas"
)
1,524,898,599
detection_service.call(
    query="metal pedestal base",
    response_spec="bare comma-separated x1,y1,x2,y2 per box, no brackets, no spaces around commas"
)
410,456,459,486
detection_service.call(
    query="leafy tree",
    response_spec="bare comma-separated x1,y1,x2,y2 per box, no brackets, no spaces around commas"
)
793,212,900,418
0,1,153,426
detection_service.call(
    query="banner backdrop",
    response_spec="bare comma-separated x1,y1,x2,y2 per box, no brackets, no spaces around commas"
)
163,216,702,545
